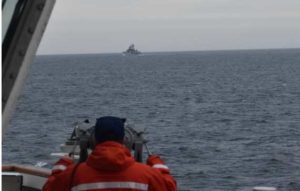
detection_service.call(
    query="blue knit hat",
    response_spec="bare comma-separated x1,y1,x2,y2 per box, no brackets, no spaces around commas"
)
94,116,126,143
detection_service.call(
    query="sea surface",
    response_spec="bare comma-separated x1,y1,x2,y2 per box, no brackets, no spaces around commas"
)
3,49,300,191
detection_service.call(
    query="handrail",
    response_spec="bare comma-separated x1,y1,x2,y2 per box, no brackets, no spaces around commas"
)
2,164,51,178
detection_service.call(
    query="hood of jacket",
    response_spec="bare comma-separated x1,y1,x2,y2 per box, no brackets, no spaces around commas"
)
86,141,135,171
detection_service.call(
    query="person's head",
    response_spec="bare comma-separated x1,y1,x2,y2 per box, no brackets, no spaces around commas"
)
93,116,126,144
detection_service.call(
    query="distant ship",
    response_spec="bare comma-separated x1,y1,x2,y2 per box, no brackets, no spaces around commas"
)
123,44,141,55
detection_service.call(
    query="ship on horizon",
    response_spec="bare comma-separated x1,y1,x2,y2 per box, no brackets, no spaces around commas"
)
123,44,141,55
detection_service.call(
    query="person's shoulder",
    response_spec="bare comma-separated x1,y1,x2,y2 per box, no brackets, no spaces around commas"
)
54,163,78,178
129,161,146,169
131,162,163,176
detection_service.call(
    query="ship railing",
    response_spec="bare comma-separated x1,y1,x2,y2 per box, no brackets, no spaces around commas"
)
2,164,51,191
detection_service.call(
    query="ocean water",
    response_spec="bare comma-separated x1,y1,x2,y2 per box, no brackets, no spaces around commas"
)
3,49,300,191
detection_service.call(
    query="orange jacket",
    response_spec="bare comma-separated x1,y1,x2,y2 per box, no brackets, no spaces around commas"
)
43,141,176,191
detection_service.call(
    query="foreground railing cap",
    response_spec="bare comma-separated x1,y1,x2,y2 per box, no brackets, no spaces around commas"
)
2,165,51,178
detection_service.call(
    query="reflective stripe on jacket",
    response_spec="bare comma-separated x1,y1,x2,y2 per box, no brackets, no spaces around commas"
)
43,141,176,191
71,182,148,191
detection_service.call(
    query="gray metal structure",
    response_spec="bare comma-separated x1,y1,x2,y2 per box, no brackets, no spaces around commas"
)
2,0,56,190
2,0,56,134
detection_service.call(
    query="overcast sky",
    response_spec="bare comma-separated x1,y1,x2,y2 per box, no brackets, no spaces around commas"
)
37,0,300,55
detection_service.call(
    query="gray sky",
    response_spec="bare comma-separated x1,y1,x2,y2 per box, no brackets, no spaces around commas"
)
37,0,300,55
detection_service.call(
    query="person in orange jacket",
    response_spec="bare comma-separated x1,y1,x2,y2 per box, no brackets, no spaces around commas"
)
43,116,177,191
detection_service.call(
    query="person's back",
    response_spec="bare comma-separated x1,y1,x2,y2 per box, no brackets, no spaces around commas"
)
43,116,176,191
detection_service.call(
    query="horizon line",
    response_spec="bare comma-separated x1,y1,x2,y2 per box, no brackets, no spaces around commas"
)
37,47,300,56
